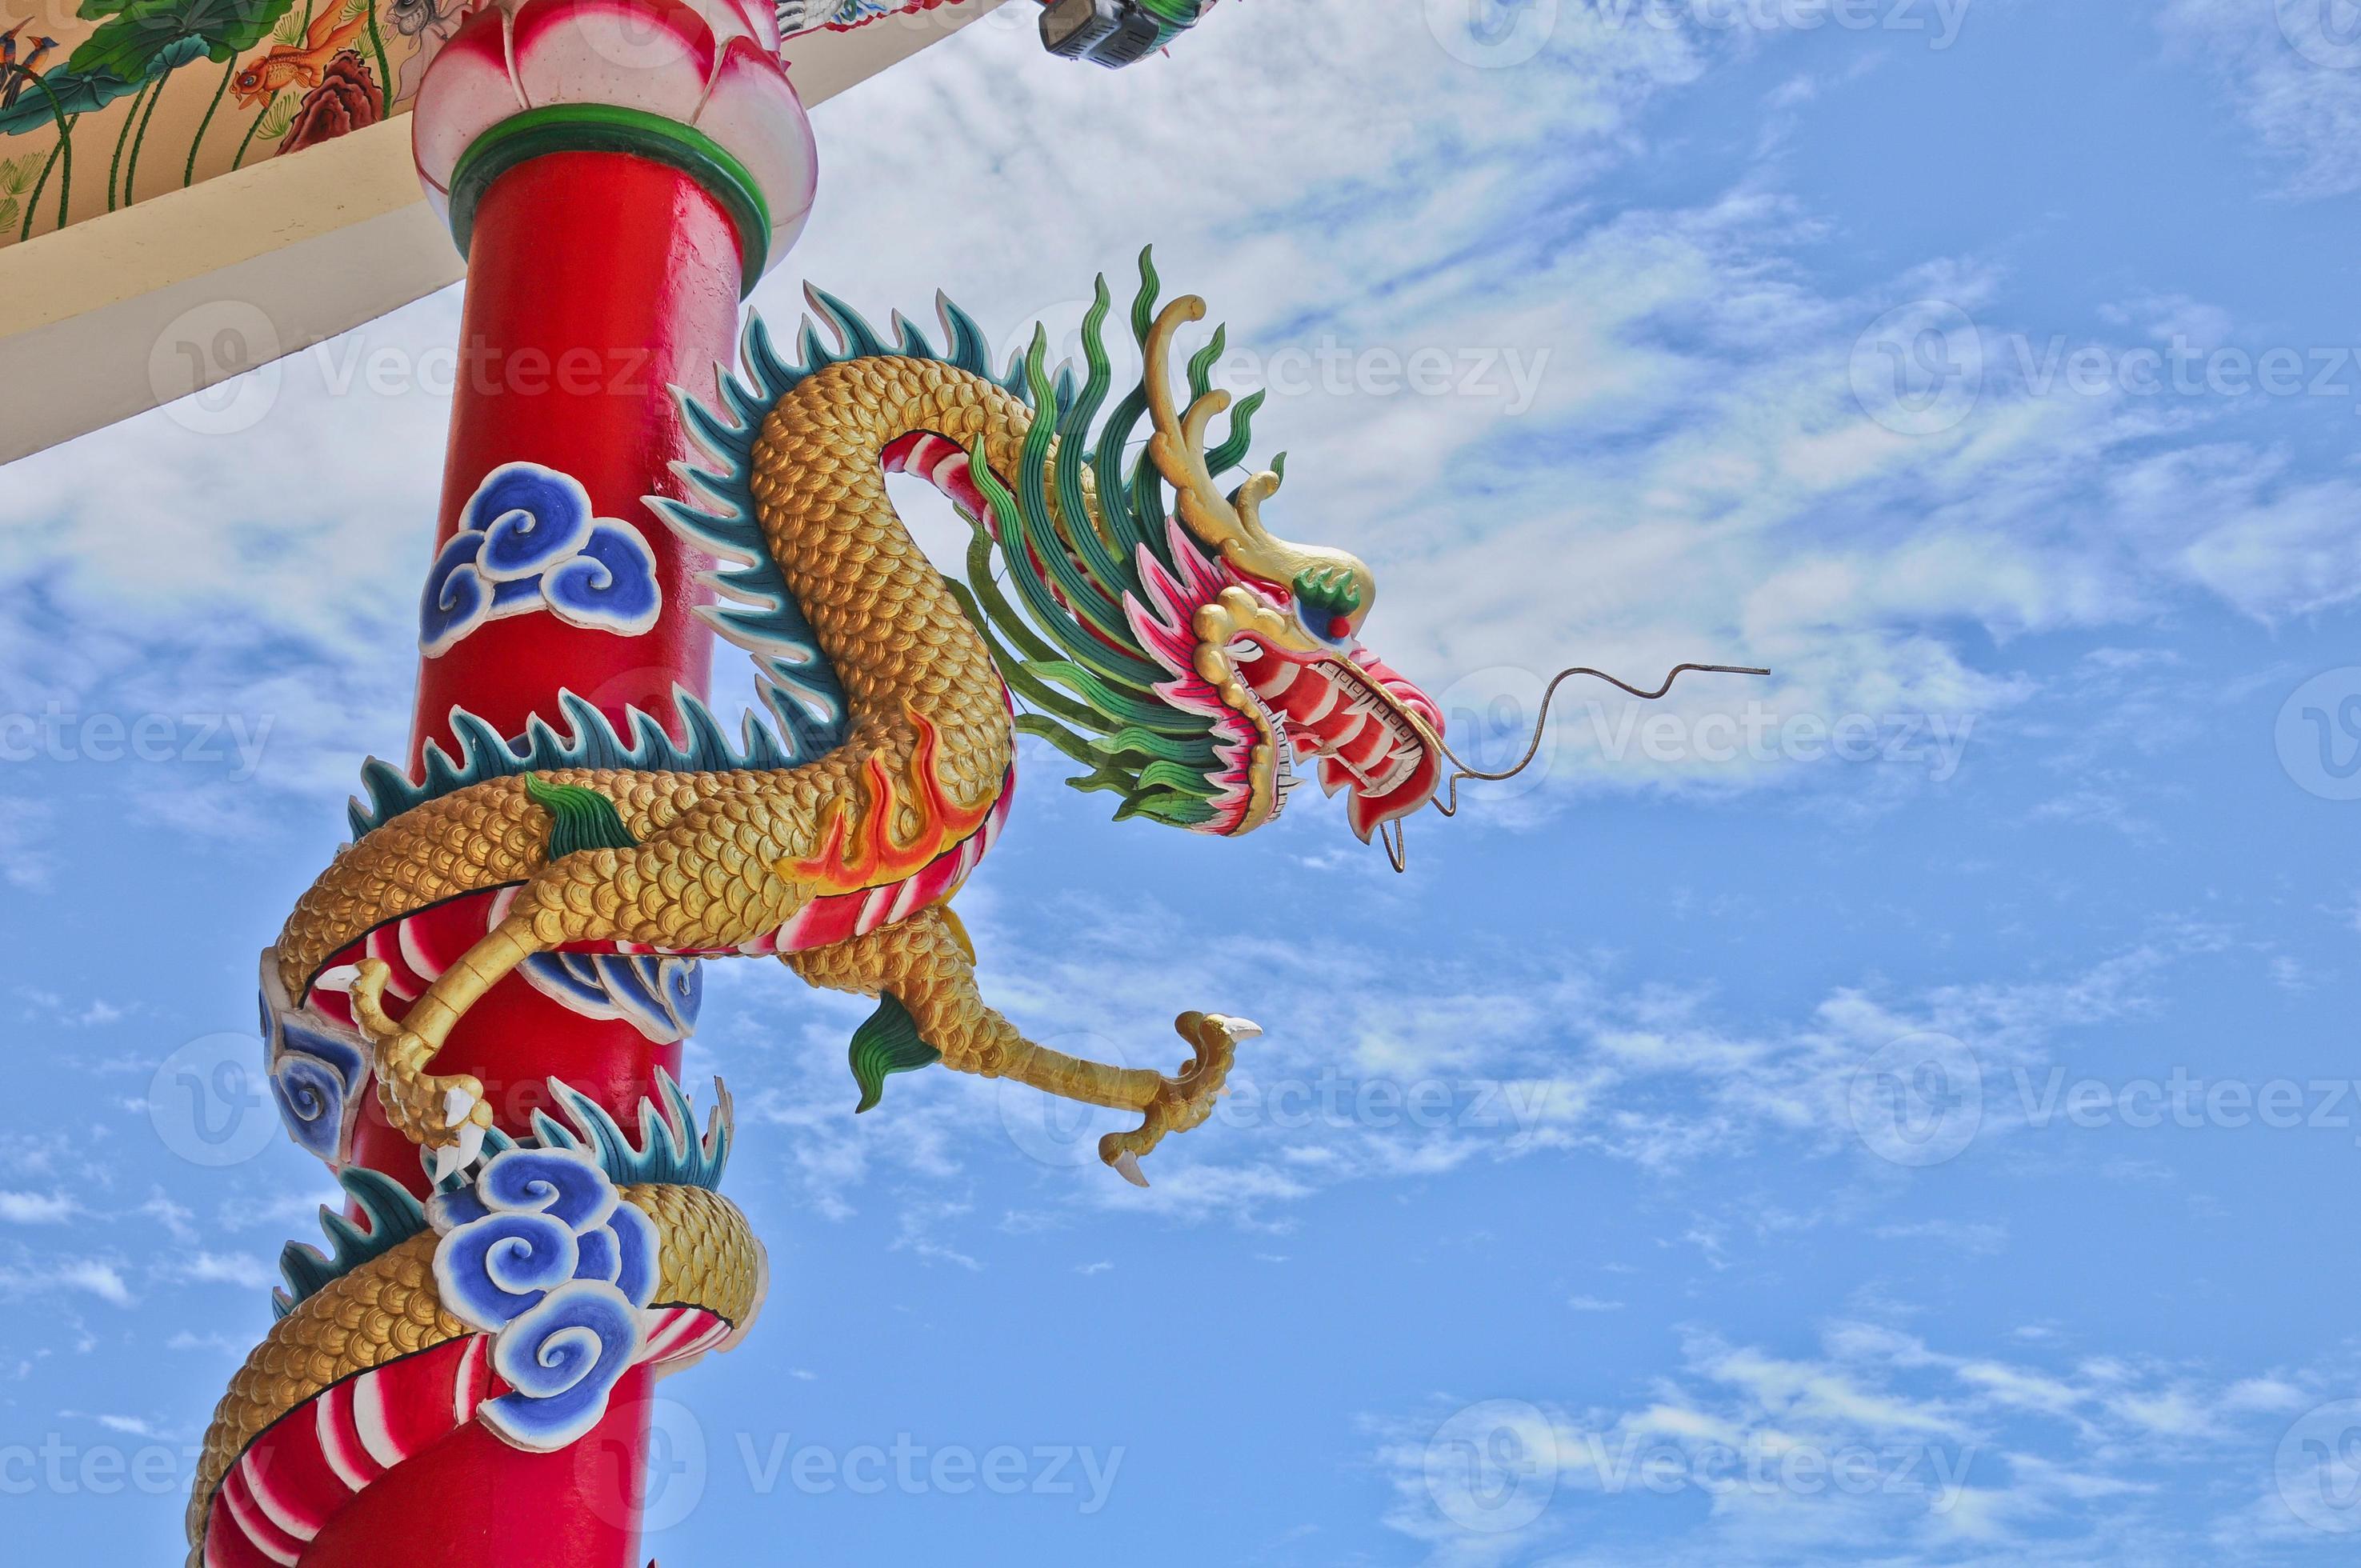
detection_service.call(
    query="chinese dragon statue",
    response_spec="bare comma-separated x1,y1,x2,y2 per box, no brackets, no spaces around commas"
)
190,255,1455,1563
278,252,1449,1186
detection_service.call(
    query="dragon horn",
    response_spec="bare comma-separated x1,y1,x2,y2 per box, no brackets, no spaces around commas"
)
1142,296,1295,547
1141,295,1379,634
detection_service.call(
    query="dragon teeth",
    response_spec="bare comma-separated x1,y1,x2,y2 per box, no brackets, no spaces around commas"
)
1367,750,1417,796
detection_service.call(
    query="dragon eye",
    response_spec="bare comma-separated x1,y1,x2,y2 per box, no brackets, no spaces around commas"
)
1292,566,1363,646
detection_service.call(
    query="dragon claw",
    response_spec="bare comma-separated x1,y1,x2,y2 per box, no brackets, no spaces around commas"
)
1097,1010,1258,1180
347,958,494,1154
432,1118,490,1184
398,1073,492,1154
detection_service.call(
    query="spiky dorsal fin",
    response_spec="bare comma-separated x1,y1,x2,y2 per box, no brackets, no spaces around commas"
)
350,687,817,838
274,1167,429,1318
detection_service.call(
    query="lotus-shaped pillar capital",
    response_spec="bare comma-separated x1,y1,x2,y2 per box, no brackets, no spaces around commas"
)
413,0,816,289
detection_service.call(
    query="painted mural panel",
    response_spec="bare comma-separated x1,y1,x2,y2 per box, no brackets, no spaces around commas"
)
0,0,970,247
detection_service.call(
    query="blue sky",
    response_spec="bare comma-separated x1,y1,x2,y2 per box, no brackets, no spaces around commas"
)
4,0,2361,1561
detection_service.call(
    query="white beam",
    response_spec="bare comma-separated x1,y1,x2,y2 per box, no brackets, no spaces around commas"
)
0,0,1016,466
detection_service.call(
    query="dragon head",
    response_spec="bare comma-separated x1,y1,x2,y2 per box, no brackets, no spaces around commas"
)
961,254,1448,859
1137,298,1449,846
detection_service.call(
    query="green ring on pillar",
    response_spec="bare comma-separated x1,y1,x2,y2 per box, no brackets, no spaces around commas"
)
448,104,773,296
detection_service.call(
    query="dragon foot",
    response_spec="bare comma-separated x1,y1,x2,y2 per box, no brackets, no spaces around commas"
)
1099,1011,1259,1187
348,959,495,1178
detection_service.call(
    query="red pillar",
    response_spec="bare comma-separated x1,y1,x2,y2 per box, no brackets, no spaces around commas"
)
342,147,742,1189
409,148,738,768
304,5,816,1562
298,1370,661,1566
322,142,735,1568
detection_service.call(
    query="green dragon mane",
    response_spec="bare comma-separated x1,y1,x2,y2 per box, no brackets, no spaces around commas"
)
948,247,1275,830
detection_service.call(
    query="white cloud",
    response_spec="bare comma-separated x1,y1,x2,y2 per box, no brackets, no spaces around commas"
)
0,794,54,888
66,1261,132,1306
2163,0,2361,198
0,1258,134,1306
1374,1317,2351,1563
164,1251,278,1290
0,1191,74,1224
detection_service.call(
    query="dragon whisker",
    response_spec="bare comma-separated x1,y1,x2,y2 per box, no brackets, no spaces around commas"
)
1430,661,1773,819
